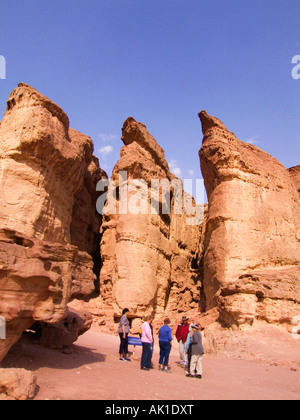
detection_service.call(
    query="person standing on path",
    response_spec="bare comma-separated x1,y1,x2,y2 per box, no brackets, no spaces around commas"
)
175,316,190,368
150,321,155,368
185,324,193,374
140,315,154,371
118,308,132,362
186,323,204,379
158,317,173,373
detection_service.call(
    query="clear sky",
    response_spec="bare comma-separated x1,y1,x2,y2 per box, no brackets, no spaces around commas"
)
0,0,299,202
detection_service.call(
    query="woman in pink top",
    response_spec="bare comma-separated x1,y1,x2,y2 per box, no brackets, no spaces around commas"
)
140,315,153,371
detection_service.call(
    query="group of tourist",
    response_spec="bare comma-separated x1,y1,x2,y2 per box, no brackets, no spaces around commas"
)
118,309,204,378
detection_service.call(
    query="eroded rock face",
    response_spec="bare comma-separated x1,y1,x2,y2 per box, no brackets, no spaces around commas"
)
2,80,298,367
98,117,204,329
37,306,93,352
0,368,37,400
0,83,106,245
199,110,300,326
0,84,105,362
0,229,95,361
289,165,300,197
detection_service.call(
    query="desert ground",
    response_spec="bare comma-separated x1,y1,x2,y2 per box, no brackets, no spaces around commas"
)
3,326,300,401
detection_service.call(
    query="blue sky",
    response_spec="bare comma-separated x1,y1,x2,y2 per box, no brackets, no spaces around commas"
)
0,0,299,203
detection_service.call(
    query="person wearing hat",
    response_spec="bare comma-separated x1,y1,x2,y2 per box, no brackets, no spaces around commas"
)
175,316,190,368
186,323,204,379
158,317,173,372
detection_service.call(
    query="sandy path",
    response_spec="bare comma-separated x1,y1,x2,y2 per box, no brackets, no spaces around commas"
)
3,328,300,400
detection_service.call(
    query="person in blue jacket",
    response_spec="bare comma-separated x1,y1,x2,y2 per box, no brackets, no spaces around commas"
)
158,317,173,373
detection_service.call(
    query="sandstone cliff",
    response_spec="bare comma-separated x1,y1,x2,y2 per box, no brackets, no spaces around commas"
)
95,117,205,330
1,83,299,367
289,165,300,197
199,110,300,327
0,84,106,362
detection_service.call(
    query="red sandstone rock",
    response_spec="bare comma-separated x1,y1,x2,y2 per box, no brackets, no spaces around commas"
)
96,117,204,330
37,306,93,351
0,84,106,363
289,165,300,197
0,368,37,400
1,82,299,381
198,110,300,327
0,228,95,361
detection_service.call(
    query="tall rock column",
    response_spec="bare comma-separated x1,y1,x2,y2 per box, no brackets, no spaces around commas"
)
199,111,300,326
0,84,106,361
98,117,204,329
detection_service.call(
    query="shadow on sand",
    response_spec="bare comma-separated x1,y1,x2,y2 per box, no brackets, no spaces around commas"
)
2,335,106,371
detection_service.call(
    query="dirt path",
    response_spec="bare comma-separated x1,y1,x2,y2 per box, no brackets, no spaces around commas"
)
3,328,300,400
